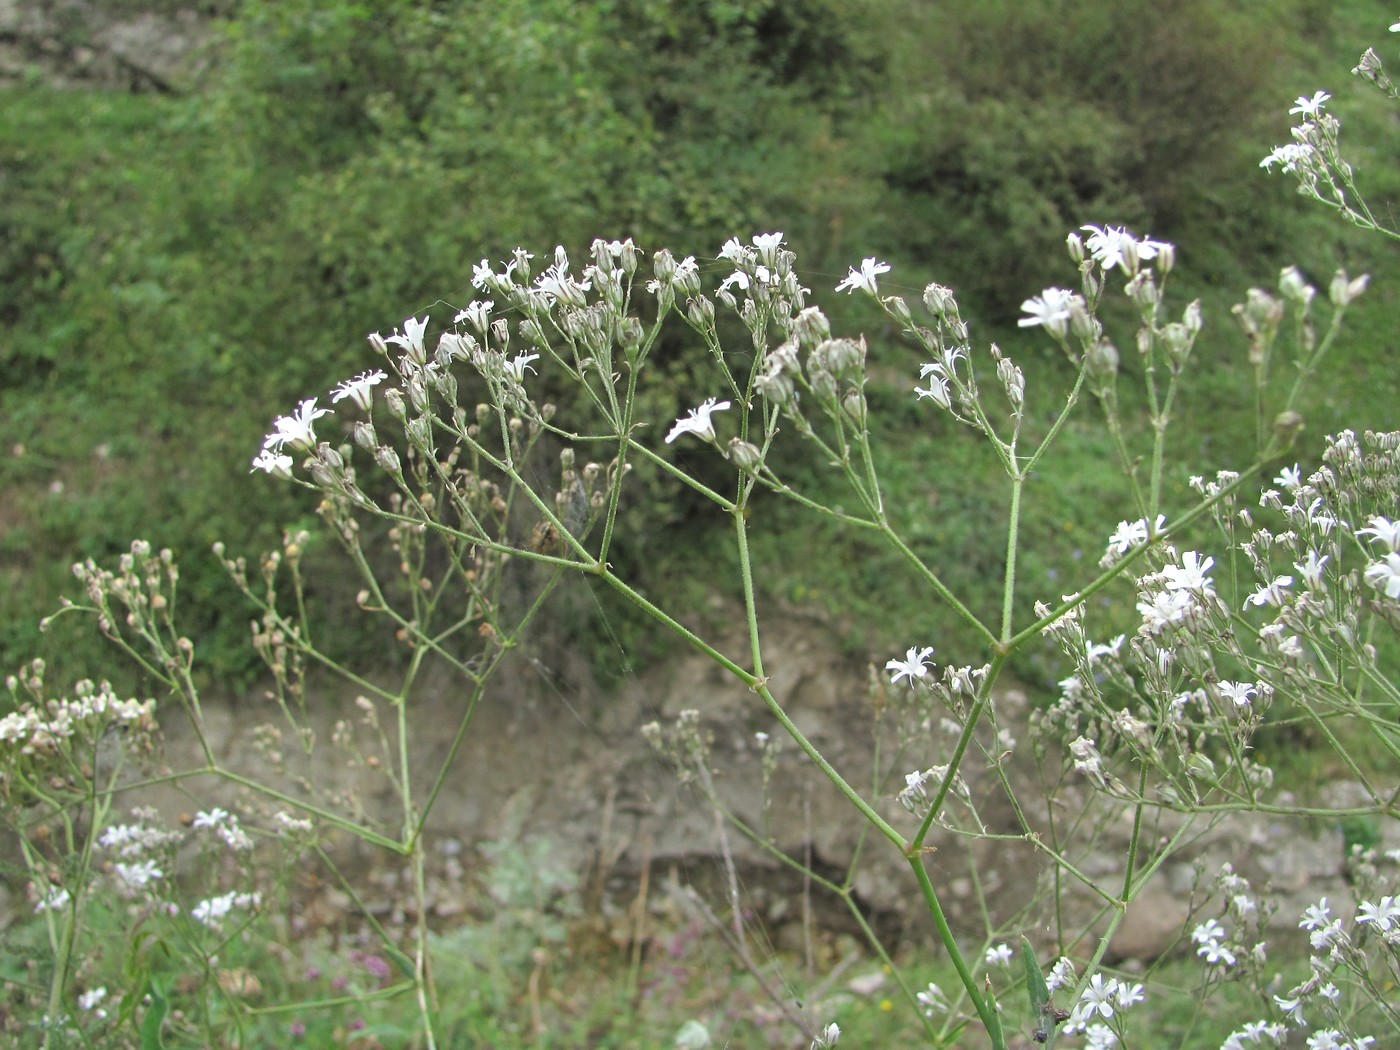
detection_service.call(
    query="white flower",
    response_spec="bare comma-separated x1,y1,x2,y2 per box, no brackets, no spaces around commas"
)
885,646,934,685
1295,550,1329,589
1193,918,1227,945
505,353,539,382
250,449,294,479
1080,225,1169,274
1084,1024,1118,1050
78,987,107,1012
718,237,747,263
720,270,751,293
35,886,70,913
1046,956,1076,992
384,315,429,359
835,257,891,295
1356,515,1400,551
1293,896,1327,929
1198,939,1237,966
1245,575,1293,608
193,808,229,829
914,373,952,409
1077,974,1121,1021
453,300,493,330
1357,895,1400,932
1018,287,1076,335
331,369,387,411
263,398,332,453
1364,552,1400,598
1137,590,1193,632
665,398,731,444
1289,91,1331,116
114,860,162,890
1217,681,1258,707
1115,981,1144,1008
916,982,948,1017
984,943,1014,967
1273,464,1303,489
1161,551,1216,594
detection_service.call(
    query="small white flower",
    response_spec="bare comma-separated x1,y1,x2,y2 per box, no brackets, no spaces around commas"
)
1077,974,1121,1021
35,886,70,913
1084,1024,1118,1050
1198,940,1236,966
665,398,732,444
263,398,332,454
1295,550,1329,589
916,982,948,1017
1289,91,1331,117
331,369,387,411
1245,575,1293,608
505,353,539,382
384,315,429,359
1217,681,1258,707
720,270,751,293
885,646,935,685
1357,895,1400,932
1018,287,1076,335
914,373,952,409
1356,515,1400,550
1273,464,1303,489
1364,552,1400,598
250,449,294,479
1115,981,1144,1008
1161,551,1216,594
1193,918,1227,945
984,943,1014,967
1046,956,1076,992
114,860,162,890
78,987,107,1012
835,257,891,295
193,808,229,829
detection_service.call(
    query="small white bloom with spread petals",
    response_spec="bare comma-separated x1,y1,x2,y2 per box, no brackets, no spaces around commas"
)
505,353,539,382
886,646,934,685
263,398,331,453
1161,551,1216,594
1364,552,1400,599
1357,895,1400,932
114,859,162,890
1356,515,1400,551
385,316,429,360
835,257,891,295
1245,575,1293,608
1274,464,1303,489
1217,681,1257,707
666,398,731,444
331,369,387,411
1289,91,1331,116
251,449,293,479
1018,287,1076,336
984,943,1014,967
193,808,229,829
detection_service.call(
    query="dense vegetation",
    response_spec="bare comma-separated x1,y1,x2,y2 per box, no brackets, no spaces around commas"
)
3,0,1399,689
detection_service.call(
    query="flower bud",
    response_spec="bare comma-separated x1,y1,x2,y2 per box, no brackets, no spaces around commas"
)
1329,270,1369,306
382,387,407,421
842,389,867,424
726,438,763,473
922,283,960,322
1277,265,1313,305
1066,232,1085,264
793,306,831,347
884,296,912,326
1273,409,1304,446
688,296,715,328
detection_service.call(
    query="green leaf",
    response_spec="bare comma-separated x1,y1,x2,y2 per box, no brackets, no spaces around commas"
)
1021,935,1050,1015
140,975,169,1050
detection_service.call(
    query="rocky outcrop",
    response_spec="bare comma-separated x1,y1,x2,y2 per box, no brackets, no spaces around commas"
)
0,0,216,91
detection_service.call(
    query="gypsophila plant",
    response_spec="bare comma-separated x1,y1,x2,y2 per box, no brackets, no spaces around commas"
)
7,20,1400,1050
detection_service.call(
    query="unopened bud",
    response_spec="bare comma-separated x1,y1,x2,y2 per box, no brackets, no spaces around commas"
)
726,438,763,473
1066,232,1085,264
1274,409,1305,446
1329,270,1369,306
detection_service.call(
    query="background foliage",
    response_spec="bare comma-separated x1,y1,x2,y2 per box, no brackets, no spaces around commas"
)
2,0,1399,689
